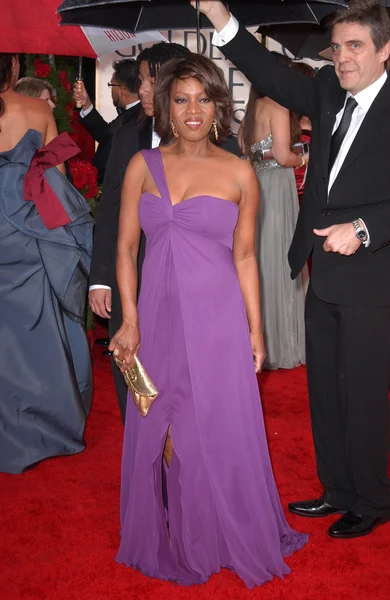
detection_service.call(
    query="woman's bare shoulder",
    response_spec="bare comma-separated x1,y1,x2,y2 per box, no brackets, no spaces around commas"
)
8,92,50,115
124,150,149,180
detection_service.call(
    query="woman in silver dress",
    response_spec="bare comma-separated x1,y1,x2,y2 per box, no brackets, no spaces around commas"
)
239,54,308,370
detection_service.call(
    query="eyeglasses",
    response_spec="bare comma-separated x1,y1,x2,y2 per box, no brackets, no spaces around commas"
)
107,83,123,88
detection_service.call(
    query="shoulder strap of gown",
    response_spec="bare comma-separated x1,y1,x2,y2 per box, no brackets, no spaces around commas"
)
141,148,170,201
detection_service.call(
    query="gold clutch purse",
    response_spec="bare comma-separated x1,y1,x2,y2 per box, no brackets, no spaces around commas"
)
114,353,159,417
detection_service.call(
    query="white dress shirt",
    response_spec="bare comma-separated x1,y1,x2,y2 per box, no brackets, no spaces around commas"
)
212,14,388,247
89,110,160,293
80,99,140,119
151,118,161,148
212,14,239,47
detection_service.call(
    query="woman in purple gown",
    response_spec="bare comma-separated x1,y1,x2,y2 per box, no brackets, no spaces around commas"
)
109,54,307,589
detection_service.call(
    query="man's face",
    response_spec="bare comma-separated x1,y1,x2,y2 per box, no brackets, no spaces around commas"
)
331,22,389,95
110,75,122,109
138,61,155,116
40,89,55,112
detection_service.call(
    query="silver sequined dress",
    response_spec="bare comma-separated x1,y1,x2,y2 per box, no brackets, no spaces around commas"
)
251,134,307,370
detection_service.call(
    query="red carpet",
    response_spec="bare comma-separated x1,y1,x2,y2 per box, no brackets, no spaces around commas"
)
1,342,390,600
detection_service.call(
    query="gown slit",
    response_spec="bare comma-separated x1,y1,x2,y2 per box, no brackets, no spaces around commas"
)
116,147,308,588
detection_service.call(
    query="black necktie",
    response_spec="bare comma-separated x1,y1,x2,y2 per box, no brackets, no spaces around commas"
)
328,97,358,174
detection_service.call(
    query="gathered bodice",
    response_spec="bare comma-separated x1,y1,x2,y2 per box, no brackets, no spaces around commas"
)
138,149,239,254
250,134,282,173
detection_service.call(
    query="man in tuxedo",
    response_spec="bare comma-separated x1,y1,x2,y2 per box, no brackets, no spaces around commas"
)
196,0,390,538
89,42,191,421
73,59,139,183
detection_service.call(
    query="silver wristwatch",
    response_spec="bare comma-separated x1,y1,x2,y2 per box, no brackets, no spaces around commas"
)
352,219,368,243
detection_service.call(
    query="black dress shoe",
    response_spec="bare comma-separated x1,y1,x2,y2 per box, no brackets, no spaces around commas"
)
288,496,346,518
328,511,388,539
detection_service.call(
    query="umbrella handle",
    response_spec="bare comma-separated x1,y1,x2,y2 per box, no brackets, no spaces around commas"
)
196,0,200,54
75,56,83,109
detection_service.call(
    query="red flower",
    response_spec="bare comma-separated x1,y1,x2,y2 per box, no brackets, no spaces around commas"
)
73,171,89,190
85,184,99,199
33,59,51,79
68,157,99,199
59,70,72,92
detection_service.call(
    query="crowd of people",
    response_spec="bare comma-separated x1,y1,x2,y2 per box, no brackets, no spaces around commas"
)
1,0,390,590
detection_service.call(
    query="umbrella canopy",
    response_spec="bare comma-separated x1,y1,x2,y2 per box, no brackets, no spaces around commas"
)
257,0,390,58
1,0,164,57
57,0,348,31
257,23,331,58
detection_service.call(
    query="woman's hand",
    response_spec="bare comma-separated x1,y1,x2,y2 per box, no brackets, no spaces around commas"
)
251,330,266,373
109,322,140,371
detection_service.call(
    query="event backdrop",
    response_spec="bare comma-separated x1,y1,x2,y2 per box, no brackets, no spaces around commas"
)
95,27,330,134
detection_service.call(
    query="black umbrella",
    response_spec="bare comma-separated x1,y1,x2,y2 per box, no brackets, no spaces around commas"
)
57,1,348,31
257,23,332,59
257,0,390,59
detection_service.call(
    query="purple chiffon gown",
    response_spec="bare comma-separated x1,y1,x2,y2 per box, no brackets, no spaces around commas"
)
116,148,308,589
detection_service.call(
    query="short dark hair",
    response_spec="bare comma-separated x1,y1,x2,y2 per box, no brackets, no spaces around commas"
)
328,0,390,51
112,58,138,94
154,54,233,145
136,42,191,79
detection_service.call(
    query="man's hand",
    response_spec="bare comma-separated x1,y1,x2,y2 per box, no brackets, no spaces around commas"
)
89,288,112,319
190,1,230,31
313,223,362,255
73,80,92,111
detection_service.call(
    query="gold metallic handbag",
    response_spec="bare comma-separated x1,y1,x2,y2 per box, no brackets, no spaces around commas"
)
114,353,159,417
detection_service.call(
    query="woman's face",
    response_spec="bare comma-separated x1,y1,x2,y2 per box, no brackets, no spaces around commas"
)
39,89,55,111
170,76,216,142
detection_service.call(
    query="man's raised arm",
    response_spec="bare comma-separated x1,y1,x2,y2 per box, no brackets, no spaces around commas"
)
192,0,318,120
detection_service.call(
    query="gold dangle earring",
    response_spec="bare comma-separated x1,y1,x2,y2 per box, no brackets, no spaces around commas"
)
170,120,179,139
212,119,219,142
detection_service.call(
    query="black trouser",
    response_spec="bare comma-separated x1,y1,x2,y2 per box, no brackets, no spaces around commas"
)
108,279,127,423
305,284,390,518
108,232,146,423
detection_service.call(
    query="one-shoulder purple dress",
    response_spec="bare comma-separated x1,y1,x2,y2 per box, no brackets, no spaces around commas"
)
116,148,307,589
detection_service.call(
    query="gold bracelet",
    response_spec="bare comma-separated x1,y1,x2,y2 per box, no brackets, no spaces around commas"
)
294,156,306,170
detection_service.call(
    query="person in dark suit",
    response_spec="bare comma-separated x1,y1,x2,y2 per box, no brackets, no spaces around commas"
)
73,59,139,183
89,42,191,421
195,0,390,539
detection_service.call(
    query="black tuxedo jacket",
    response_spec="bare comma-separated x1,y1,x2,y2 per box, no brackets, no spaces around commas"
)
81,107,125,183
89,104,152,288
222,26,390,306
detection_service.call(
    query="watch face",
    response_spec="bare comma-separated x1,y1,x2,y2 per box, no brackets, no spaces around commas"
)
357,230,367,241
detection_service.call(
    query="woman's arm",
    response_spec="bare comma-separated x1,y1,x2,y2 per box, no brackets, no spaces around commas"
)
233,160,265,372
268,100,308,169
108,152,146,367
